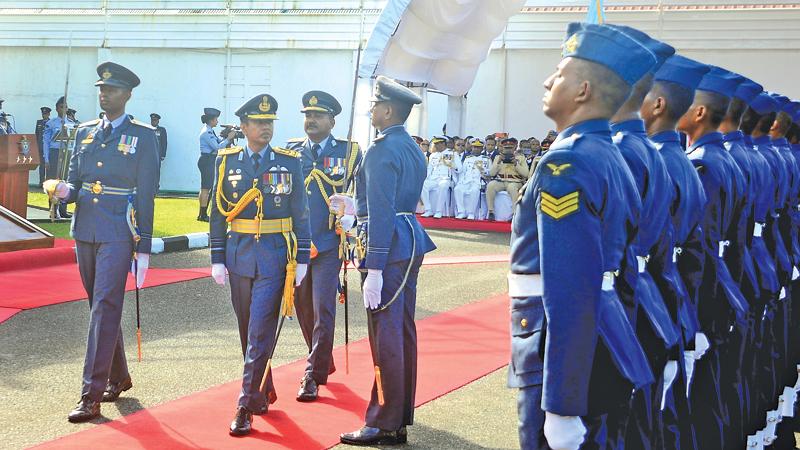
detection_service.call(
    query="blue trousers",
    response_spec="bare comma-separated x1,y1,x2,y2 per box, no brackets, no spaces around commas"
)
235,260,284,412
76,240,133,402
517,385,548,450
295,247,341,384
364,257,422,431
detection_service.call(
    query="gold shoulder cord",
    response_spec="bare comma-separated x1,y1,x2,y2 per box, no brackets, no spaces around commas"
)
215,154,265,239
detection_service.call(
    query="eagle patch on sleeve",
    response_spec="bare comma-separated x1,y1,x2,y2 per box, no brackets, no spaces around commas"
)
540,190,579,220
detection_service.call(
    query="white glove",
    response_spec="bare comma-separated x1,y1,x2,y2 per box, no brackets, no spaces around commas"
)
694,332,710,360
684,351,696,397
363,269,383,310
340,214,356,232
329,194,356,215
544,412,586,450
211,263,227,286
661,360,679,410
130,253,149,288
295,263,308,287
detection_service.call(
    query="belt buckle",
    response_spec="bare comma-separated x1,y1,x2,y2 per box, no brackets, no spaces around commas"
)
91,181,103,194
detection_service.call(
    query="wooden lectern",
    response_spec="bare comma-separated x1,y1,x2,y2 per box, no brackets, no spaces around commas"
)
0,134,54,252
0,134,39,218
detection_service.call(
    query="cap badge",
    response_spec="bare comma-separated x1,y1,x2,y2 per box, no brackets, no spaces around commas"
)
102,69,112,80
259,96,271,112
309,96,318,106
563,34,579,56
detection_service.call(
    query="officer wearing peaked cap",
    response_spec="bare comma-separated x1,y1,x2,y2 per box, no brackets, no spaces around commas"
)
421,134,460,218
35,106,52,187
198,107,236,222
286,90,361,402
208,93,311,436
44,61,160,423
332,75,436,446
508,22,654,450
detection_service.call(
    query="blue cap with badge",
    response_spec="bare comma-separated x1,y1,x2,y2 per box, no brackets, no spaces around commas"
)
606,24,675,71
204,108,221,118
750,92,779,115
653,55,710,90
769,93,790,111
301,90,342,116
235,94,279,120
782,100,800,118
561,22,657,86
733,78,763,104
94,61,140,90
370,75,422,105
697,66,742,97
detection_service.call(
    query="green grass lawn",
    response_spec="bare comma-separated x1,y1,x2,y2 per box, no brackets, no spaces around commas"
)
28,191,209,239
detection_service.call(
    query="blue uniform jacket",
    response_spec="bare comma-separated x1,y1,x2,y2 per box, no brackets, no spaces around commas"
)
42,116,69,160
612,119,679,348
773,137,800,266
209,145,312,277
509,119,652,416
64,116,160,254
361,125,435,271
755,135,793,282
199,125,229,155
686,132,749,332
650,130,707,342
288,136,362,254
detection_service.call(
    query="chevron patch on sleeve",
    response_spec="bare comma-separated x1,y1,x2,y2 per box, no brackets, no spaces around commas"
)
540,191,580,220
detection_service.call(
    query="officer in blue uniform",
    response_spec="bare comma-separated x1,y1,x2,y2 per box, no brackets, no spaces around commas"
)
42,96,72,218
208,93,311,436
678,61,750,449
36,106,52,187
641,55,710,450
286,90,360,402
45,62,159,423
197,107,236,222
333,76,436,446
604,25,680,449
506,23,656,450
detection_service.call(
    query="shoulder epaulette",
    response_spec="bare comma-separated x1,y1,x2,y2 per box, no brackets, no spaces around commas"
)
373,135,386,143
273,147,301,158
218,146,244,156
287,137,305,143
130,119,156,130
79,119,101,128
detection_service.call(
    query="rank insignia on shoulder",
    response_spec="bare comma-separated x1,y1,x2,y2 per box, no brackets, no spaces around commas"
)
540,191,579,220
273,147,301,158
218,146,244,156
546,163,571,176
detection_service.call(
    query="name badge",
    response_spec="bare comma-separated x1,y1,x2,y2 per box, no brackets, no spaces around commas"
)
81,132,95,144
118,135,138,155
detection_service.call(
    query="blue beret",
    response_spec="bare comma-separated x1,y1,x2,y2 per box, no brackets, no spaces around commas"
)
235,94,279,120
697,66,741,97
203,108,221,117
782,100,800,117
653,55,709,90
562,22,657,86
750,92,779,115
606,24,675,71
94,61,140,90
769,93,790,111
733,79,763,104
301,90,342,116
370,75,422,105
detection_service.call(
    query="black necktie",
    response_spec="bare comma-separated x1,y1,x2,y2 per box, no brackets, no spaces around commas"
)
251,152,261,171
104,123,112,137
311,143,321,161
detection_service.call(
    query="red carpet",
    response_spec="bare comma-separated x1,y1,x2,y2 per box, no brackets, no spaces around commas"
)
35,294,510,450
422,253,508,265
0,238,75,273
0,266,208,322
417,214,511,233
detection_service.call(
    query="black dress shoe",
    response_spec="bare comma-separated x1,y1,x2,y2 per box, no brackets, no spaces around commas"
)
487,212,495,221
68,397,100,423
197,214,209,222
340,426,402,446
102,376,133,402
229,406,252,436
296,374,318,402
397,426,408,444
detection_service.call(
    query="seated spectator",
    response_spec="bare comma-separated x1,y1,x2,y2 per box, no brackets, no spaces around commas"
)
484,135,499,160
485,137,529,221
454,138,491,220
421,135,461,218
